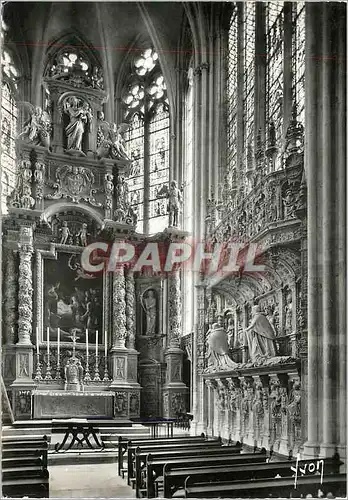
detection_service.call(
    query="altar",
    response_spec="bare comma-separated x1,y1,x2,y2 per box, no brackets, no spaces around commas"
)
32,390,114,419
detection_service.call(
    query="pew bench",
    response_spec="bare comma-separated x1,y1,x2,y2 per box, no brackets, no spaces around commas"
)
127,439,227,485
163,455,343,498
118,434,208,477
183,473,347,498
143,447,262,498
1,436,49,498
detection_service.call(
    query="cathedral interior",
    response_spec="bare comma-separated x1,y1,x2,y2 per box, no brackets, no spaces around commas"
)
0,1,346,498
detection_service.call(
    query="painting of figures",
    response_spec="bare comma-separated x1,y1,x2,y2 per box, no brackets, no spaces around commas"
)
43,253,103,344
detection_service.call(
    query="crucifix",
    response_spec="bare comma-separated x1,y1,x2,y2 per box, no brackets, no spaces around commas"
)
69,329,80,358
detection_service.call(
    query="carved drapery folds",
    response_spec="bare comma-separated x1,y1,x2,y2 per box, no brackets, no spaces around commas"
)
125,269,136,349
18,227,34,345
112,266,127,348
8,159,35,210
3,249,17,344
168,270,182,348
34,160,45,204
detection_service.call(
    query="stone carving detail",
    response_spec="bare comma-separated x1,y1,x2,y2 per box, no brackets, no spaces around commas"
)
112,268,127,346
17,102,52,148
253,382,264,442
15,390,32,416
18,230,34,344
3,249,17,344
104,173,114,217
171,393,186,415
244,305,276,364
8,159,35,209
115,357,126,380
127,358,137,381
46,165,101,206
284,288,293,334
125,271,136,349
18,353,29,377
269,377,282,447
34,161,45,201
170,360,182,382
168,271,182,347
288,380,301,452
157,180,183,227
113,176,137,226
114,392,128,416
129,392,140,415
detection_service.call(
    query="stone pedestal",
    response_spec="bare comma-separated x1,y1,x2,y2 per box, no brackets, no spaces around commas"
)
162,346,188,418
11,345,36,420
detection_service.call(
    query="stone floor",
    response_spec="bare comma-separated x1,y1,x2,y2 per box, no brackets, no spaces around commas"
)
49,463,136,498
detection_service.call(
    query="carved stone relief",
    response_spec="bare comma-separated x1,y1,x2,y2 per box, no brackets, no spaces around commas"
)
114,392,128,417
45,165,101,206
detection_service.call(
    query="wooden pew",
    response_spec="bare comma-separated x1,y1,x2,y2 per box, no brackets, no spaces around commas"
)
127,439,225,484
117,434,207,476
163,455,343,498
1,436,49,498
184,473,347,498
143,446,257,499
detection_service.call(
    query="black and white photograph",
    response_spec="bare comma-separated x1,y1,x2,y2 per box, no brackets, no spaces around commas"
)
0,1,346,498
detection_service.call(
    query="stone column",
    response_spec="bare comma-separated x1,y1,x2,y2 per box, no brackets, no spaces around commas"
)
163,270,188,418
125,269,140,418
12,226,36,420
3,248,17,345
110,266,128,391
303,3,346,459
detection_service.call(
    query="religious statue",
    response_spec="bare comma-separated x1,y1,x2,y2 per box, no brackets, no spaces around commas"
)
283,189,296,219
206,315,238,371
226,316,237,349
63,96,92,152
157,180,183,227
141,289,157,336
284,291,293,334
244,304,276,364
21,184,35,209
96,114,131,161
17,102,52,148
59,221,71,244
76,223,89,247
64,356,84,391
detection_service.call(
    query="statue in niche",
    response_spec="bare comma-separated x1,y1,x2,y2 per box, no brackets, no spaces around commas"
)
21,185,35,209
76,223,89,247
59,221,71,244
206,314,238,371
63,96,92,152
141,289,157,337
284,291,293,334
18,102,52,148
244,305,276,364
64,356,83,391
283,188,296,219
226,316,237,349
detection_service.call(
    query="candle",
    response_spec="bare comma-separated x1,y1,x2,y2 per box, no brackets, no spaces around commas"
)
95,330,98,357
104,330,107,358
86,329,89,356
36,327,39,355
57,327,60,359
47,327,50,355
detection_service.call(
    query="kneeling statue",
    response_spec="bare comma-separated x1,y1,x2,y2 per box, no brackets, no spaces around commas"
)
244,305,276,364
206,315,238,372
64,356,84,391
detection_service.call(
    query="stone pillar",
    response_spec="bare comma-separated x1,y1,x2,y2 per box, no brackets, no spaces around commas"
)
303,3,346,459
3,248,17,345
110,266,128,395
125,269,140,418
163,270,188,418
12,226,36,420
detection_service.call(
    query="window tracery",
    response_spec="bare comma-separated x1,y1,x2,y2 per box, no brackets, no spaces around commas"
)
244,2,256,153
122,48,170,234
293,2,305,125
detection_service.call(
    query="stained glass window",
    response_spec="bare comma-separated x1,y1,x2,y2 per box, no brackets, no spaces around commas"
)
1,46,19,214
122,48,170,234
293,2,305,125
226,9,238,179
266,2,284,144
244,3,256,153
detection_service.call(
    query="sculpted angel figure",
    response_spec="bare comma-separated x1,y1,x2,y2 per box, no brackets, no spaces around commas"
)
17,102,52,148
96,114,131,161
64,96,92,151
141,289,157,336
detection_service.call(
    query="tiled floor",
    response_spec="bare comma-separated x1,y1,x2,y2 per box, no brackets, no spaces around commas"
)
49,463,136,498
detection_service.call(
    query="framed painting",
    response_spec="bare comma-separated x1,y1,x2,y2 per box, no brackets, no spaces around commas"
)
42,252,103,345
